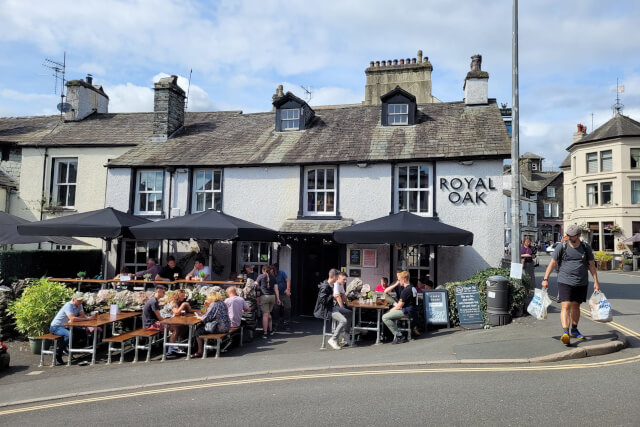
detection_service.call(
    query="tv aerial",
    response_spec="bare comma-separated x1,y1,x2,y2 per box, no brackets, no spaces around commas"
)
300,85,312,103
43,52,70,116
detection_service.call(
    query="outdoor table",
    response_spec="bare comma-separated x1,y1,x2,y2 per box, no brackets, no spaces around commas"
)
159,313,201,361
173,280,244,290
348,300,390,345
64,311,140,366
48,278,111,291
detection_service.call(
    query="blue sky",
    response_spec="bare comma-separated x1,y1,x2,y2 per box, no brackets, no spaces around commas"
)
1,0,639,169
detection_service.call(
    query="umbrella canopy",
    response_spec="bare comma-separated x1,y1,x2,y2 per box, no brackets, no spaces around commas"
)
129,209,278,241
623,233,640,243
0,211,87,246
333,211,474,246
17,207,150,239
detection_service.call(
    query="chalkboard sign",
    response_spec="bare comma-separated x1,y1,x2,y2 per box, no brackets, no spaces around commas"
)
454,283,483,329
423,289,450,328
349,249,361,266
349,269,361,277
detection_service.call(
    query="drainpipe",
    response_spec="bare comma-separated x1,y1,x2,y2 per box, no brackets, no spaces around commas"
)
38,148,49,250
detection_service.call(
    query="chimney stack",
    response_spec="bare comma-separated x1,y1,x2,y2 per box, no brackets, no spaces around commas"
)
64,75,109,121
152,75,185,142
573,123,587,142
464,54,489,105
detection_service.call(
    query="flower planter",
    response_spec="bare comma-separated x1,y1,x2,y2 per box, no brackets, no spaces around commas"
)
622,264,632,272
28,337,42,355
597,261,611,271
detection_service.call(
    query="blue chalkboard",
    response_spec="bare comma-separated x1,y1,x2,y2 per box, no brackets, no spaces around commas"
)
423,290,450,327
454,283,483,329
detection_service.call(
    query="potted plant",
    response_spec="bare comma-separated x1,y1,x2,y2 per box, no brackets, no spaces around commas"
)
7,278,73,354
622,258,633,272
77,271,87,279
143,273,152,282
594,251,613,270
198,271,206,282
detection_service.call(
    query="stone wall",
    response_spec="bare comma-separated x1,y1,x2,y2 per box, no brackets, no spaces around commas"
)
153,76,185,140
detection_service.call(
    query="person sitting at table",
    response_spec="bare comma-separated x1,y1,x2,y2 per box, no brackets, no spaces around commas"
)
224,286,251,329
113,266,133,290
193,291,231,358
185,256,210,281
156,255,183,281
382,271,417,344
142,284,167,330
228,271,238,282
160,289,193,358
244,264,258,281
328,271,351,350
49,292,97,365
417,277,434,290
375,277,389,292
135,257,161,279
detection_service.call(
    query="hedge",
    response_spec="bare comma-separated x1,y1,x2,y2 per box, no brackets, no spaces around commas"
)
0,250,102,281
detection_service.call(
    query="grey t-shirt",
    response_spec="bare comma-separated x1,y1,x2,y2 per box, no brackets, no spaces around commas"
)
552,242,594,286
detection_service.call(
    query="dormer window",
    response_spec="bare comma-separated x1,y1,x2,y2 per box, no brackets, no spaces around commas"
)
380,86,416,126
388,104,408,125
281,108,300,131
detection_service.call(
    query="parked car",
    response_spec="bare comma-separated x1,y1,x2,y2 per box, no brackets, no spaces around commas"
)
546,242,562,254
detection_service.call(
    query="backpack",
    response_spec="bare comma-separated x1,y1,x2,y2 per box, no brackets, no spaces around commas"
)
313,281,334,320
557,241,590,268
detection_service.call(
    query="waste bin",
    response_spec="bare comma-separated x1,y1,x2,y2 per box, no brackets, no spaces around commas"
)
486,275,512,326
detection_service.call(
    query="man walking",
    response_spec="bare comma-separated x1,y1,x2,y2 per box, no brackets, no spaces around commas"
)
272,263,292,331
328,270,351,350
542,224,600,346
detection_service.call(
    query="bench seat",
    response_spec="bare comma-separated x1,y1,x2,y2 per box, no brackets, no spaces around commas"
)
104,331,138,364
131,328,163,363
36,333,62,367
201,326,243,359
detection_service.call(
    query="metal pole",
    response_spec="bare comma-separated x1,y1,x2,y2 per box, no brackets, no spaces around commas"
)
511,0,521,264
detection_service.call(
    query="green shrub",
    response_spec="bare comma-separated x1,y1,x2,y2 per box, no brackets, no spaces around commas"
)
7,278,72,337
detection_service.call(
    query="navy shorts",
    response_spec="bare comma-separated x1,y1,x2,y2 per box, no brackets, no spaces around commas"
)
557,283,588,303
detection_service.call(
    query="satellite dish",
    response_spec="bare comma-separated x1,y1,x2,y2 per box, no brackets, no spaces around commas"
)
57,102,72,113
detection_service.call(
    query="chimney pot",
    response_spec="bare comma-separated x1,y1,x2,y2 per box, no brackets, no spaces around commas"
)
381,60,386,66
375,61,380,67
412,58,416,64
417,50,423,63
86,74,93,85
399,59,404,65
393,59,398,65
406,58,410,64
370,61,374,67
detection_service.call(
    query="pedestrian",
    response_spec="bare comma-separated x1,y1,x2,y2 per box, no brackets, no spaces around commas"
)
520,237,537,288
271,263,292,331
541,224,600,346
256,265,280,338
382,270,417,344
328,270,351,350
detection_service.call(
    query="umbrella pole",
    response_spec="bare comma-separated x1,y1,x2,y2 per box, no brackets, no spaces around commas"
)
102,239,111,280
209,241,213,276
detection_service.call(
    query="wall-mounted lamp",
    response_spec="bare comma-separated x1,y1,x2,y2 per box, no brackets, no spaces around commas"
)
458,160,474,166
356,163,368,168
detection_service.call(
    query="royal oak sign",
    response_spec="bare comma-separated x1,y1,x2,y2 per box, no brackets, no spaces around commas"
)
439,177,497,205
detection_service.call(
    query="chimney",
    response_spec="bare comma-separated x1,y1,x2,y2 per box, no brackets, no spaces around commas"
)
464,54,489,105
152,75,185,142
64,75,109,121
271,84,284,111
363,50,436,105
573,123,587,142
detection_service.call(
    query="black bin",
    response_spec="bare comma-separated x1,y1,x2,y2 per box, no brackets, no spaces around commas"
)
486,275,512,326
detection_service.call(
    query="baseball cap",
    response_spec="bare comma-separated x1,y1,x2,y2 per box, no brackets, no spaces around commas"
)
154,284,168,291
566,224,582,237
72,292,85,301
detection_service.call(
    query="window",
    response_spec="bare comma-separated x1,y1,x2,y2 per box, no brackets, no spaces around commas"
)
396,244,431,281
122,240,161,274
281,108,300,131
573,185,577,209
531,162,538,171
396,165,430,213
52,158,77,207
530,193,537,201
544,203,551,217
135,170,164,215
586,183,598,206
526,213,536,227
602,222,614,251
586,152,598,173
588,222,600,250
600,150,612,172
632,181,640,204
192,169,221,212
238,242,271,272
305,167,336,215
631,148,640,169
547,187,555,198
600,182,612,204
388,104,408,125
53,244,72,250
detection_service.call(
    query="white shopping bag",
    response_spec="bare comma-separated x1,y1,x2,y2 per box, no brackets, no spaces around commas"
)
527,288,551,320
589,291,612,322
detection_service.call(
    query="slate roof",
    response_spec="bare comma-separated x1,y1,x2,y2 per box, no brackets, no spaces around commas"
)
108,100,510,167
559,154,571,169
521,152,543,159
568,113,640,149
0,113,153,147
521,171,561,193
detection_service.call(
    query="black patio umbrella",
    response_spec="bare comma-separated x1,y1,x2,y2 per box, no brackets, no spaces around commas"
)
17,207,151,276
129,209,278,241
0,211,86,246
333,211,473,246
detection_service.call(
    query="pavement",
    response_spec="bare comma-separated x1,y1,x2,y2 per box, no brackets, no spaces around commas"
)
0,298,629,408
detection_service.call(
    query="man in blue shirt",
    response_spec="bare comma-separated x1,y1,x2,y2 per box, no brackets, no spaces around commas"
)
50,292,96,365
272,263,292,331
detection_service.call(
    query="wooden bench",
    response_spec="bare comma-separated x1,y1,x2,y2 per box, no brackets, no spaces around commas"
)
131,328,163,363
36,333,61,367
103,331,138,364
201,326,243,359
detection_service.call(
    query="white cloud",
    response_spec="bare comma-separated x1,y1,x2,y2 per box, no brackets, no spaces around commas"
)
105,82,153,113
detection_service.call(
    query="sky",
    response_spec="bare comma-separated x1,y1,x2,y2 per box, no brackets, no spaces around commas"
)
1,0,639,170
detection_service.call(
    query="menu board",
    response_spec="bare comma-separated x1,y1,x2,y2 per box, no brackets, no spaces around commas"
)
454,284,483,329
423,290,450,327
362,249,377,267
349,249,361,266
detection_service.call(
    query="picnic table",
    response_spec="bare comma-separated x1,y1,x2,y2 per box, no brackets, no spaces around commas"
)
48,277,244,291
64,311,140,366
159,313,201,361
348,300,390,345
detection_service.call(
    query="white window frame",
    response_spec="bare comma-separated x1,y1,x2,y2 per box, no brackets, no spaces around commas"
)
238,242,271,272
121,240,162,274
135,170,164,215
304,166,336,216
531,162,538,171
600,182,612,205
586,152,598,173
191,169,222,213
388,104,408,125
544,203,551,218
632,180,640,204
600,150,612,172
631,148,640,169
281,108,300,131
546,187,555,198
52,158,78,208
395,164,431,215
551,202,559,217
586,183,598,206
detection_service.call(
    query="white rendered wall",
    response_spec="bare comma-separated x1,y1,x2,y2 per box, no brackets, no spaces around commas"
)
435,160,504,285
464,79,488,105
339,164,392,221
105,168,132,212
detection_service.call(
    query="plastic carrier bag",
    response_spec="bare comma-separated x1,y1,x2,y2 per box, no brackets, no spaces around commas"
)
589,291,612,322
527,288,552,320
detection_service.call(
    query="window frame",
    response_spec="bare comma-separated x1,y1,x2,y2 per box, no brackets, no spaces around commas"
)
546,187,555,198
303,166,337,216
51,157,78,208
134,169,164,216
395,244,432,281
586,152,598,174
395,163,432,215
631,148,640,169
387,104,409,126
632,180,640,204
237,242,271,272
586,183,598,206
281,108,300,131
191,168,222,213
600,182,612,205
121,239,162,274
600,150,612,172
